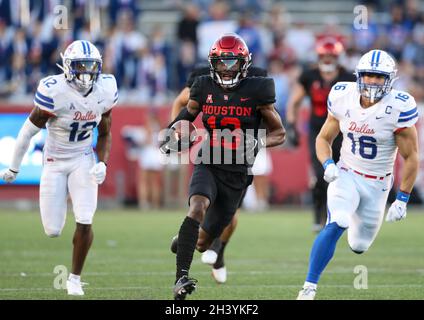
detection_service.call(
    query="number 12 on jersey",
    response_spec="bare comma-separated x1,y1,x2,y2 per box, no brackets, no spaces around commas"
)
347,133,377,159
69,121,97,142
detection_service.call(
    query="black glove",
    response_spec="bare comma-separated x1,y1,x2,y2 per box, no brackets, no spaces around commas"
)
159,128,173,154
286,122,299,147
243,133,266,165
159,127,193,154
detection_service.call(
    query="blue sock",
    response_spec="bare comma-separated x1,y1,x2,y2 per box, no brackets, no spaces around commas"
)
306,222,345,284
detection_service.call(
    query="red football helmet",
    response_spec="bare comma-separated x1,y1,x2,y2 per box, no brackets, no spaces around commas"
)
315,37,344,56
315,37,344,72
208,33,252,88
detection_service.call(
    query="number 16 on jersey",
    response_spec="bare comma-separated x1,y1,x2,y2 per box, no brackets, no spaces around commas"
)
347,133,377,159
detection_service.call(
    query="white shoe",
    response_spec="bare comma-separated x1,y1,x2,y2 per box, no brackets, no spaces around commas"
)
211,267,227,284
297,286,316,300
201,250,218,265
66,278,85,296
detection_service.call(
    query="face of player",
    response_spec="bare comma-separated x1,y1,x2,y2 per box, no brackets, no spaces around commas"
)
359,72,389,106
318,54,338,73
215,59,241,81
361,73,386,86
71,59,101,90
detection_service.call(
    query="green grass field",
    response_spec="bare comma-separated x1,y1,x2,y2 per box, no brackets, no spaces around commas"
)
0,209,423,300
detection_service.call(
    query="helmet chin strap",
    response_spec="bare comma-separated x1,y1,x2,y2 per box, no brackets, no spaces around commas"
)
67,77,92,95
362,86,382,104
370,87,379,103
215,72,241,88
77,74,93,87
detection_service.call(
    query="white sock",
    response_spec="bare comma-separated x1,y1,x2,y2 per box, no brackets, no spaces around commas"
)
303,281,317,290
68,273,81,282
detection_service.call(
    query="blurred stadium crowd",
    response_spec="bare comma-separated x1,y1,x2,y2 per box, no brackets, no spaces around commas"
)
0,0,423,114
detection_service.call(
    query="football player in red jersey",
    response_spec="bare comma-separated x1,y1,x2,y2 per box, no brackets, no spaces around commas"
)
161,33,285,299
170,62,268,284
286,37,356,232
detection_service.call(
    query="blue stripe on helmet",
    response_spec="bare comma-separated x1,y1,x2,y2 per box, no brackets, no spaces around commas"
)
371,50,376,66
81,41,86,54
85,41,90,54
375,50,381,66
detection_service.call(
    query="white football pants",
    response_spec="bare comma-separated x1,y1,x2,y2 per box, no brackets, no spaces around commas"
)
39,151,98,237
327,165,393,253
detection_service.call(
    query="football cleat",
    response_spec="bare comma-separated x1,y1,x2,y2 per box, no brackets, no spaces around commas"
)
66,278,85,296
170,235,178,254
173,275,198,300
201,250,218,265
211,267,227,284
297,286,317,300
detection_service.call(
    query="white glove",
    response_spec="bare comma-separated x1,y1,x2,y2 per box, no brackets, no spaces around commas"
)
0,168,18,183
386,199,407,222
323,159,339,183
89,162,107,185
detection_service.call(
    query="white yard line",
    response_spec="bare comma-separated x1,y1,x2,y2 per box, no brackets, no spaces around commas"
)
2,268,424,278
1,284,424,293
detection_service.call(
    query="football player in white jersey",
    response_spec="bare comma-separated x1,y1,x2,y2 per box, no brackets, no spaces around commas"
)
297,49,419,300
0,40,118,296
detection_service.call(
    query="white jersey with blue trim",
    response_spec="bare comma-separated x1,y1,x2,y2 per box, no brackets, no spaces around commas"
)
327,82,418,176
34,73,118,159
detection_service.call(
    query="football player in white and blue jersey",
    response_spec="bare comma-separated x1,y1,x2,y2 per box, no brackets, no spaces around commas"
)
0,40,118,296
297,50,419,299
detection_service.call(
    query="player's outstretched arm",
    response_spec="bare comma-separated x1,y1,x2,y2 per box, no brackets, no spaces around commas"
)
89,110,112,185
315,114,340,164
159,100,201,154
316,114,340,183
285,82,306,125
0,107,51,183
96,110,112,165
386,126,419,222
257,103,286,148
285,82,306,147
167,99,201,128
395,126,419,194
171,87,190,121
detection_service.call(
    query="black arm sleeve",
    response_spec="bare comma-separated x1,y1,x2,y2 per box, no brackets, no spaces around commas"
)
167,108,197,129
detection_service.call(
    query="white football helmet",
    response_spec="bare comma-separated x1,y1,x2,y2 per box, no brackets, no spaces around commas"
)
57,40,102,90
355,49,397,103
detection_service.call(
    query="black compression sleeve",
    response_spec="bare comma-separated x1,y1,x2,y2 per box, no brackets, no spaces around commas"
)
167,108,197,129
